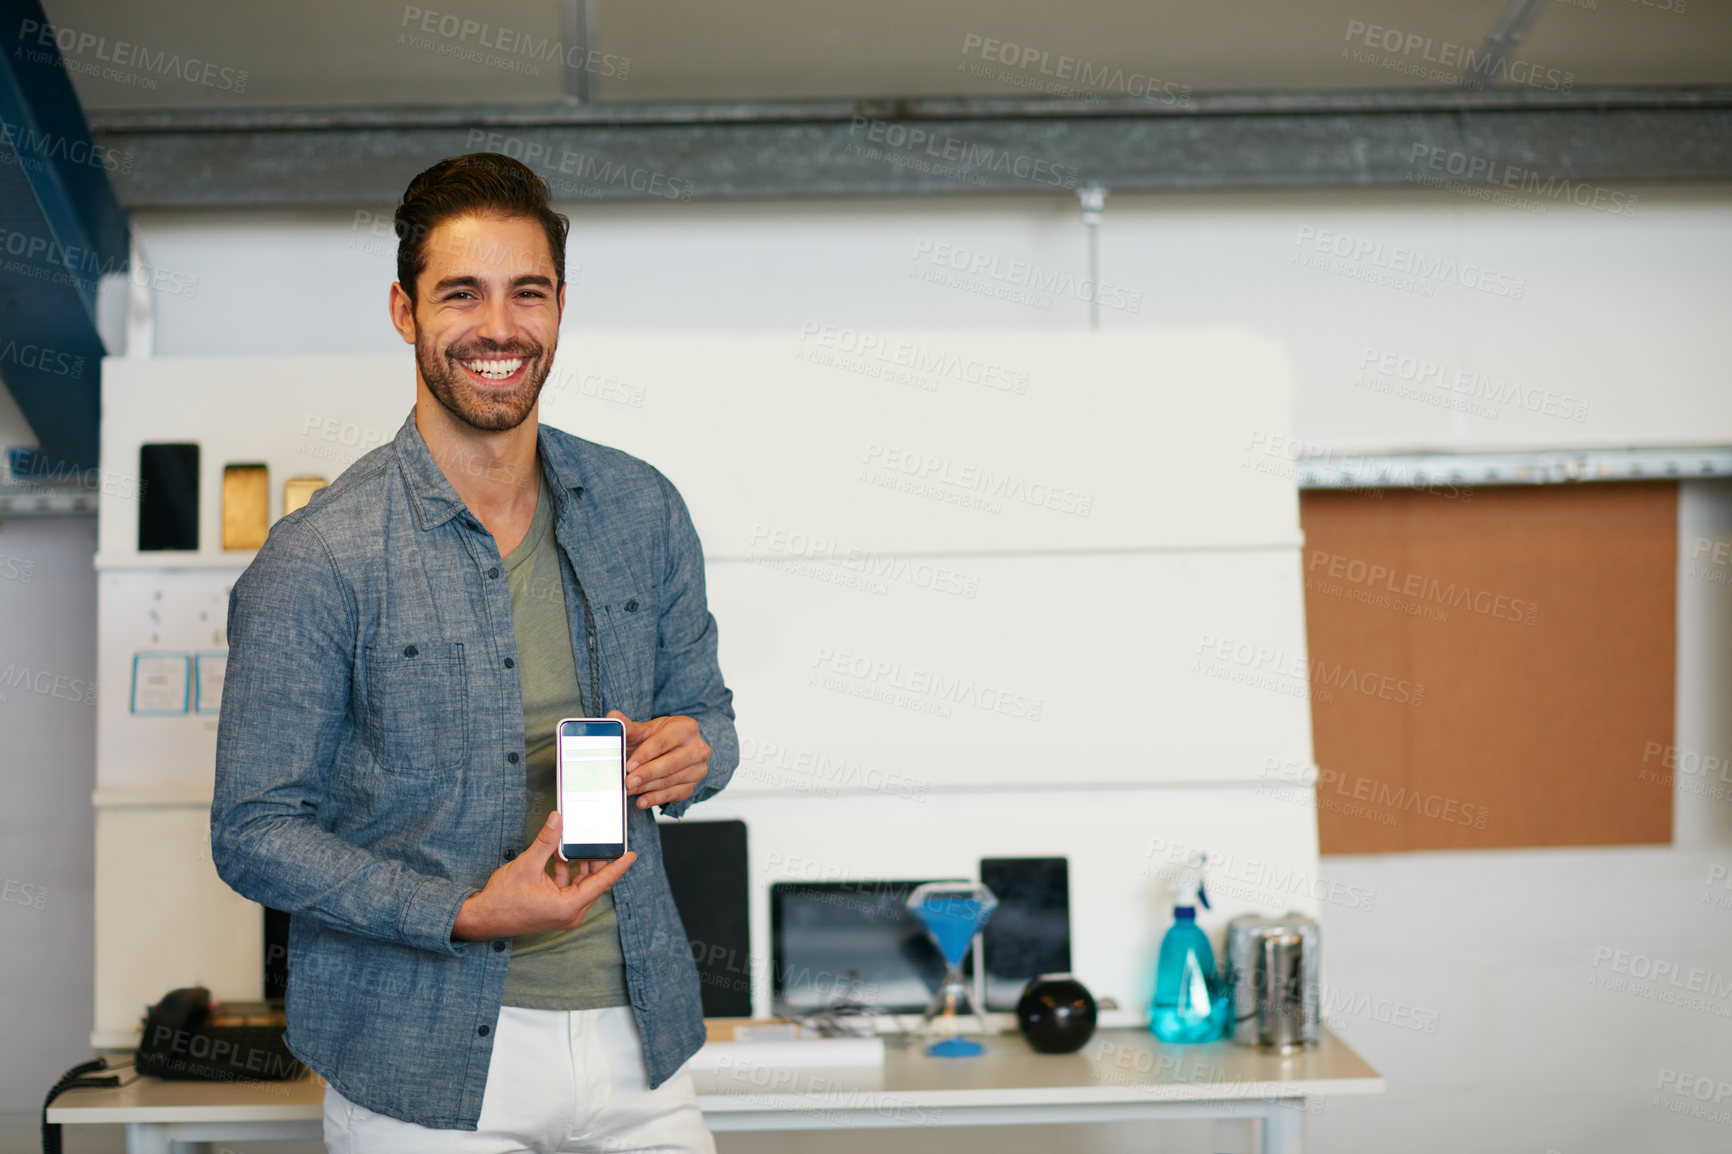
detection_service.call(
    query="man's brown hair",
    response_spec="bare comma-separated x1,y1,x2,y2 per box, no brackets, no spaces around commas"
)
394,153,570,306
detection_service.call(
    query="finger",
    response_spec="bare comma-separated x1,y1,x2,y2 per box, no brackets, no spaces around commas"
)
626,715,701,766
627,734,708,791
637,782,699,809
624,720,677,775
632,758,707,794
524,810,562,870
605,710,642,751
565,851,635,905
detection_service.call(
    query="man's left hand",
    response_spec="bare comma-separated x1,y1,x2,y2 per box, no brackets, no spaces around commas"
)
608,710,710,810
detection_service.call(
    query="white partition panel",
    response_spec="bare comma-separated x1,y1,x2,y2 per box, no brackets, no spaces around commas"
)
95,569,240,795
91,332,1317,1048
92,552,1311,796
88,786,1330,1043
712,548,1311,793
93,804,262,1046
98,331,1298,566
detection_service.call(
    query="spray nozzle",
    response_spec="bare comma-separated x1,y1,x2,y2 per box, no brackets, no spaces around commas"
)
1174,850,1211,912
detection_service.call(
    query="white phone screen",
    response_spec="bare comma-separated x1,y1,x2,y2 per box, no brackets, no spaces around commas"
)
560,728,625,849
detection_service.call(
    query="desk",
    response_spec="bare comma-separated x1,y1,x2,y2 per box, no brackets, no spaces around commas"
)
48,1028,1381,1153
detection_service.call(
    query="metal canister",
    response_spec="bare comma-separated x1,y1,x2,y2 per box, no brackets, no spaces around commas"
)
1225,912,1320,1052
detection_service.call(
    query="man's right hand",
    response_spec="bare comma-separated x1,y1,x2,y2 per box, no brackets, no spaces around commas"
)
452,811,635,941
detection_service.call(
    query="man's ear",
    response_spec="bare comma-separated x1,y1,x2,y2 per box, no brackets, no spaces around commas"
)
388,281,417,345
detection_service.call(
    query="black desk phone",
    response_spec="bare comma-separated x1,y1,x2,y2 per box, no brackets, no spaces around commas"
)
135,986,304,1081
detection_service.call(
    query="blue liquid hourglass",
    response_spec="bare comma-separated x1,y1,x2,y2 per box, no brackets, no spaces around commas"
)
907,881,999,1057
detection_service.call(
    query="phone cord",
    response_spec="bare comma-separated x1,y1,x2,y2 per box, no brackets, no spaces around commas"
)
42,1057,120,1154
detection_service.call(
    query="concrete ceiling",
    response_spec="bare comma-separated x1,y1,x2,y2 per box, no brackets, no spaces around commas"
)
39,0,1732,111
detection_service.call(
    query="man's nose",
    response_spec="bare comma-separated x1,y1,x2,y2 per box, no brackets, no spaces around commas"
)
475,294,515,345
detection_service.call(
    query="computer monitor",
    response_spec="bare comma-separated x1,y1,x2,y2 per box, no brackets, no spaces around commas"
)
770,879,967,1016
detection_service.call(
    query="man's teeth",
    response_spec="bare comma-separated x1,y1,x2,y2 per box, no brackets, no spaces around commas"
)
461,358,525,380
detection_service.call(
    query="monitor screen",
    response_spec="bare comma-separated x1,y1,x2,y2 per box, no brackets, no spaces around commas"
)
770,879,968,1016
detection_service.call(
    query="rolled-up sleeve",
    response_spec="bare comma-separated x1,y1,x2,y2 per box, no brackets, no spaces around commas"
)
210,516,476,955
648,471,737,820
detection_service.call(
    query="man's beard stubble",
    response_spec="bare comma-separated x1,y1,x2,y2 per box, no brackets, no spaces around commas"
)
416,331,552,433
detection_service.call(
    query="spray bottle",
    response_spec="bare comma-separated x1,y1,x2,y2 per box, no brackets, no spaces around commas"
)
1150,851,1228,1043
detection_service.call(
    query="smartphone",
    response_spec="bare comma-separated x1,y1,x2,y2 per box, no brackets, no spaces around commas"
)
556,717,628,861
138,443,200,551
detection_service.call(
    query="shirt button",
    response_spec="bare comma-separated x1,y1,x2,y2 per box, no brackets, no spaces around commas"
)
488,567,500,579
477,1025,490,1037
507,752,519,764
403,645,418,657
503,848,516,861
625,600,639,612
503,657,515,669
492,940,506,952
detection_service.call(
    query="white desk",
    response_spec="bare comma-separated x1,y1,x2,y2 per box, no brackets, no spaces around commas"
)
48,1028,1382,1153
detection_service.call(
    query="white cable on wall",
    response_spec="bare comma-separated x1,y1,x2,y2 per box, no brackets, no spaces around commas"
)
1076,185,1107,332
126,233,156,359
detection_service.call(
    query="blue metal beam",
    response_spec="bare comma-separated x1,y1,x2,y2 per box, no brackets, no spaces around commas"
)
0,0,129,474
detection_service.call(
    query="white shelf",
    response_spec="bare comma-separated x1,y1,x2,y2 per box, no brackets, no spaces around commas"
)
95,553,252,572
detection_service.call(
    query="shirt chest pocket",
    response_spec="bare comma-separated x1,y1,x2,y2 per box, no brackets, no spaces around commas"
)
361,641,469,774
598,595,656,711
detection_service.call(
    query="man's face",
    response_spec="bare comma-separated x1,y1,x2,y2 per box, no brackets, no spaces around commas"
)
398,212,564,433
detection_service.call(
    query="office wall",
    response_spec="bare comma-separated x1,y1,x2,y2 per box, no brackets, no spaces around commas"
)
0,516,98,1151
3,185,1730,1153
119,185,1732,450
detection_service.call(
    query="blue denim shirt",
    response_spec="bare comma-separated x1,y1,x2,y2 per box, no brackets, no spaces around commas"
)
210,407,737,1129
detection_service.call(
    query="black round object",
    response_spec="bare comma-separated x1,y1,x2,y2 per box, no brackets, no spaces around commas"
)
1016,973,1097,1054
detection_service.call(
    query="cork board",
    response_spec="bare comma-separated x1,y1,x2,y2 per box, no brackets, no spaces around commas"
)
1300,483,1677,854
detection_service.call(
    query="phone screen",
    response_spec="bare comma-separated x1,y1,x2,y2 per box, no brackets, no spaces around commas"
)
558,718,626,859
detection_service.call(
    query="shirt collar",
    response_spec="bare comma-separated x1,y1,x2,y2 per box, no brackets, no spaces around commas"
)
392,405,588,533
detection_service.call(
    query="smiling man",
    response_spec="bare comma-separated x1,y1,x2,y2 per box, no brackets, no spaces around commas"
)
211,153,736,1152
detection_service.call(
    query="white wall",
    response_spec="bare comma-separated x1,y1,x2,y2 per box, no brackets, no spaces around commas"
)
1676,479,1732,846
121,184,1732,452
0,516,100,1151
4,184,1731,1154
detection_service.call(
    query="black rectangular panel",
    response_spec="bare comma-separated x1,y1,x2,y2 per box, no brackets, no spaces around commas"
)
981,857,1072,1011
138,442,199,550
658,819,751,1018
263,906,290,1004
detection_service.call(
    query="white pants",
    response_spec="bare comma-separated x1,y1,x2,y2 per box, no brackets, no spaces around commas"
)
323,1005,715,1153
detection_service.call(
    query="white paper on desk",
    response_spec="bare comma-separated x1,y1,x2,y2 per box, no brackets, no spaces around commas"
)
686,1036,885,1072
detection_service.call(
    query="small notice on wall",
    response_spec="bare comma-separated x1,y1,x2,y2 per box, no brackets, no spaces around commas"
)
130,652,190,715
194,651,227,714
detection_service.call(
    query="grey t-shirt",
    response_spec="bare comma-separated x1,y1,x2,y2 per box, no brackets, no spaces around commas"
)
499,470,630,1010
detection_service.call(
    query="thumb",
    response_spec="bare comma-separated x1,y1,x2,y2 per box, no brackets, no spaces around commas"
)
606,709,641,747
526,809,561,866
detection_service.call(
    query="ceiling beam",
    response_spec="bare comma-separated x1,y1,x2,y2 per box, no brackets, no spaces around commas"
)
89,85,1732,209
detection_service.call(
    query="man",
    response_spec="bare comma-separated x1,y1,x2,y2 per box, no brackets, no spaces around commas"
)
211,152,736,1152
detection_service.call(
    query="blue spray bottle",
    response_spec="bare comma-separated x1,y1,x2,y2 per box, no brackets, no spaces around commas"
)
1150,851,1228,1043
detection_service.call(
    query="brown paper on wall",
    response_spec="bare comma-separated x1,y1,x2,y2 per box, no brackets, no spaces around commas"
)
1299,483,1676,854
